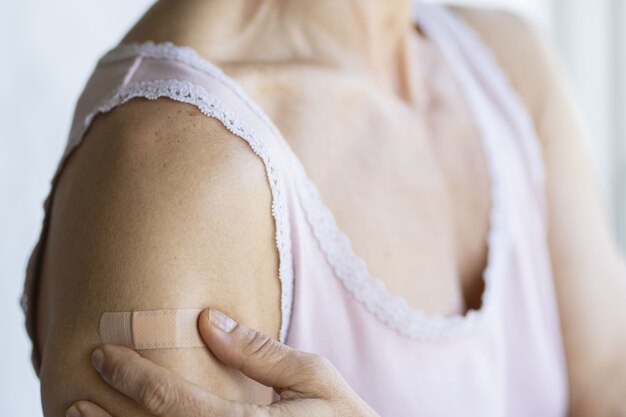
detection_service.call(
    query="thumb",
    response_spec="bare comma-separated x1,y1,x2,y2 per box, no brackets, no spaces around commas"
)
197,308,337,397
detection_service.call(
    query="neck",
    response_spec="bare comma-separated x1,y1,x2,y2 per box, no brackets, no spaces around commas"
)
282,0,418,82
124,0,423,99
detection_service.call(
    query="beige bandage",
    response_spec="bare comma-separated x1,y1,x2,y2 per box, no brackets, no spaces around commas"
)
99,308,205,349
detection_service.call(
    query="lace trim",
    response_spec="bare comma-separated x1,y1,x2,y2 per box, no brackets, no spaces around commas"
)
293,151,505,341
99,41,284,141
22,78,294,344
96,38,507,341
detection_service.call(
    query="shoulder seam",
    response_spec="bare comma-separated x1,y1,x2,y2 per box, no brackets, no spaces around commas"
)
100,41,284,141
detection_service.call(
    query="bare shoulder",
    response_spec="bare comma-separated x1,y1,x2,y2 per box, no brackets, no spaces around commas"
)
448,5,563,123
37,97,281,416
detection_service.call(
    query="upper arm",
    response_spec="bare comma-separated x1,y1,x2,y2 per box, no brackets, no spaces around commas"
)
36,98,282,416
454,6,626,413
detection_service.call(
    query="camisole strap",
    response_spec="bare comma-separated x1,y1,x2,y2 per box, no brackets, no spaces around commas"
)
413,2,548,225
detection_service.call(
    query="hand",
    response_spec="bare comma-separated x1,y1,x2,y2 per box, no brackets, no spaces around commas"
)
66,308,379,417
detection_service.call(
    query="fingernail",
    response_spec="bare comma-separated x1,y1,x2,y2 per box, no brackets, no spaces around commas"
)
66,405,81,417
91,348,104,373
209,308,237,333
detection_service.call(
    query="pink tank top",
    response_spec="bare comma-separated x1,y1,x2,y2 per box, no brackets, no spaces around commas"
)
21,2,569,415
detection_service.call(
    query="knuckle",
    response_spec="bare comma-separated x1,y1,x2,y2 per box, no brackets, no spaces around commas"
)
103,355,127,387
300,353,339,387
305,353,333,375
140,378,177,415
243,329,281,362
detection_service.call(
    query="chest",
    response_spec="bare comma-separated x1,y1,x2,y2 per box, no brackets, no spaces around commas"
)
234,61,492,317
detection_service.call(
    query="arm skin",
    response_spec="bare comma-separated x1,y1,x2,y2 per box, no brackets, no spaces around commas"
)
35,98,282,416
455,7,626,416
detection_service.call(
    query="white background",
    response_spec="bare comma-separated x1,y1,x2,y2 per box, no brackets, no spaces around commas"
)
1,1,623,415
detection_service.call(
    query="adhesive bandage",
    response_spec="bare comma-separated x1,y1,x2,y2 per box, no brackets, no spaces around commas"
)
99,308,206,349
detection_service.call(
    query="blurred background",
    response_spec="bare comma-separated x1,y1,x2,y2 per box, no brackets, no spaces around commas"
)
1,0,624,415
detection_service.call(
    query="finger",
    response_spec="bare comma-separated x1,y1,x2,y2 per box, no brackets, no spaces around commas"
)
91,344,261,417
198,308,341,397
67,400,113,417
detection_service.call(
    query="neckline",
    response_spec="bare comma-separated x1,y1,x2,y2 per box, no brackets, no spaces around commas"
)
288,2,507,340
101,0,508,341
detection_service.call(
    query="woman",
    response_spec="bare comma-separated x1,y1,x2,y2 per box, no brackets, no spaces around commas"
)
21,0,626,416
